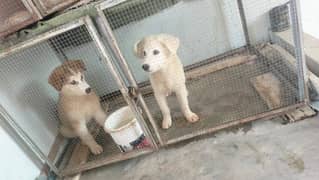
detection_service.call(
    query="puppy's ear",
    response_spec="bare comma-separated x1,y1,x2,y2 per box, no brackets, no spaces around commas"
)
134,39,145,59
64,60,86,73
157,34,180,54
48,68,65,91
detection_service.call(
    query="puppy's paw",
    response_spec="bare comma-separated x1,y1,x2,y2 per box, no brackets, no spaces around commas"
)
186,112,199,123
162,117,172,129
89,144,103,155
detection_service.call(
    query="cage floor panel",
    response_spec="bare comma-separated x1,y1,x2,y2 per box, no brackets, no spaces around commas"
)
142,52,299,144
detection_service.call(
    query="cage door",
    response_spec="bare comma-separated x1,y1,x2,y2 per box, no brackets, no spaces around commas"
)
96,5,164,146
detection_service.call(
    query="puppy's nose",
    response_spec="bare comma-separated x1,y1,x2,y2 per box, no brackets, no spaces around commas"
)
142,64,150,71
85,88,91,94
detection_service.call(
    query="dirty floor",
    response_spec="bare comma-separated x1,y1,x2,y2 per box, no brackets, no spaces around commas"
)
80,116,319,180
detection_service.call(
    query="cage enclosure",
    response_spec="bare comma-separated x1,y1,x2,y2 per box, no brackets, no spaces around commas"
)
0,16,157,177
0,0,308,178
97,0,308,146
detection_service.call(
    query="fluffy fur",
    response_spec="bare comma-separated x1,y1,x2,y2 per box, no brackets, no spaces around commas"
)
48,60,107,154
134,34,199,129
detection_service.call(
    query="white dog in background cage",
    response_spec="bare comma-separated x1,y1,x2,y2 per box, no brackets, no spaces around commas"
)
134,34,199,129
48,60,107,155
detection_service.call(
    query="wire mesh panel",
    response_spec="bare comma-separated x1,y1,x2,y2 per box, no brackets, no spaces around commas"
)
0,16,155,176
97,0,307,145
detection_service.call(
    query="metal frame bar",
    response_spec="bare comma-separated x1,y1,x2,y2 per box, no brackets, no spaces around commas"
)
21,0,43,19
290,0,310,103
98,0,129,10
0,105,61,176
96,3,164,145
61,148,153,176
237,0,251,48
166,102,305,145
0,19,85,59
83,16,158,149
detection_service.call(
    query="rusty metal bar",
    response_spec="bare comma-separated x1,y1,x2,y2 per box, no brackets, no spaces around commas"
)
0,18,85,59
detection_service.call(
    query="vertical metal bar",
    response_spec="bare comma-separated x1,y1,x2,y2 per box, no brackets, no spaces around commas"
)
237,0,251,47
0,105,60,176
21,0,42,19
96,8,164,146
290,0,309,102
83,16,158,149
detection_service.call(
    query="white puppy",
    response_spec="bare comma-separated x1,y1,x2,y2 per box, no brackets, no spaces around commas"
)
134,34,199,129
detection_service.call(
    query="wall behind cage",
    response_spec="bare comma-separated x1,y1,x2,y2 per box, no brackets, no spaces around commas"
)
0,125,40,180
109,0,246,83
104,0,292,84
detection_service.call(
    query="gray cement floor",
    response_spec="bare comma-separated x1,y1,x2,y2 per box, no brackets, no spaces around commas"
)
80,116,319,180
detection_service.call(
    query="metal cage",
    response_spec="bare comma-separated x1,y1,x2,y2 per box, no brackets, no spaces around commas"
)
0,16,157,177
96,0,308,146
0,0,308,178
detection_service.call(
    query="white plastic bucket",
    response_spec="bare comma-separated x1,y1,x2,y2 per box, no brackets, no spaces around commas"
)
104,106,150,152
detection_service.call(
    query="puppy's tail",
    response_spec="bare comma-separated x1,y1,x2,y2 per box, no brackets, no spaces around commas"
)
60,126,77,138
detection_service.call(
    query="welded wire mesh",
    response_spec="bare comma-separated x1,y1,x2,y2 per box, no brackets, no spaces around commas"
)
100,0,302,144
0,21,153,175
0,0,307,176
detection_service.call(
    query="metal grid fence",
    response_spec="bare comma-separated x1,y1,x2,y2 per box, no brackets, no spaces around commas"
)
0,16,156,177
97,0,307,146
0,0,308,177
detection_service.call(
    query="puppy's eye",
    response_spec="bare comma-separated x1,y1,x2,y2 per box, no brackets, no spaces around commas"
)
143,51,147,56
153,49,160,55
70,80,77,85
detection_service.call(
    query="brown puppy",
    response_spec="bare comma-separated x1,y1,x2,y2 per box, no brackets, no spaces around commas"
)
48,60,107,155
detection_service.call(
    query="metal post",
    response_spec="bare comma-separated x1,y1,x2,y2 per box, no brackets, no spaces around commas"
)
96,7,164,146
83,16,158,149
237,0,251,48
0,105,60,176
290,0,309,102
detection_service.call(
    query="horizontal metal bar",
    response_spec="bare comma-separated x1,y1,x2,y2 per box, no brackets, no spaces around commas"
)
0,18,85,59
97,0,129,10
166,102,305,145
61,148,153,176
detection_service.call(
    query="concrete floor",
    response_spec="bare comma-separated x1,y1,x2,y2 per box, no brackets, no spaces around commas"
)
80,116,319,180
